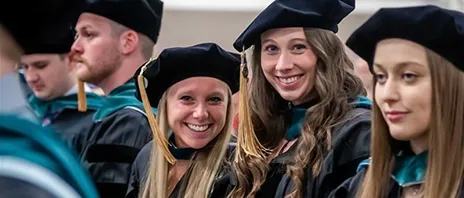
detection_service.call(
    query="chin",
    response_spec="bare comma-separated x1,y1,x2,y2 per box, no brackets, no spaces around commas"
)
77,71,99,84
186,141,209,149
389,129,414,141
277,91,304,103
76,70,89,81
34,92,50,100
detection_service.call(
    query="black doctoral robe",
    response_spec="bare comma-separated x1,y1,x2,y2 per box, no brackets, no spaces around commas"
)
70,81,154,198
126,141,235,198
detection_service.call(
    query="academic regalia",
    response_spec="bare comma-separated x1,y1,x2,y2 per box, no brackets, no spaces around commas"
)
0,0,83,56
126,140,236,198
67,1,164,197
0,115,100,198
282,98,372,198
70,81,155,198
233,0,355,51
28,85,103,141
329,149,458,198
127,43,240,198
228,0,372,197
328,5,464,198
329,148,464,198
346,5,464,72
81,0,163,44
0,0,81,124
21,16,104,143
217,97,372,198
125,141,152,198
0,1,99,197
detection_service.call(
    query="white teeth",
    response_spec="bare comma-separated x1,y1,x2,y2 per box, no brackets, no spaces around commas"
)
187,124,209,132
279,76,301,84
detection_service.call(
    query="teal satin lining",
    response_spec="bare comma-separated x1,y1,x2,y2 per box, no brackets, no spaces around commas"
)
92,82,157,121
356,151,428,187
28,93,103,118
392,151,427,187
284,95,372,141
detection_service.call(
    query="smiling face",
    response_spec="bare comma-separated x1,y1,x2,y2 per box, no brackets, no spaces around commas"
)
260,27,317,105
166,77,230,149
373,38,431,146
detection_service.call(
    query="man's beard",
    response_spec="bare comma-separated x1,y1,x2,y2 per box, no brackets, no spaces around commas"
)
76,58,121,86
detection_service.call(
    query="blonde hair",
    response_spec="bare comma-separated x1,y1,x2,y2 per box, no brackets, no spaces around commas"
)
358,48,464,198
140,87,234,198
230,28,365,198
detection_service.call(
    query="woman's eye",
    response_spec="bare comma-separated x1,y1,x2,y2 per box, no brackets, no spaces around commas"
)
374,73,386,84
402,73,418,82
263,45,279,55
209,97,222,103
292,44,307,50
180,96,193,101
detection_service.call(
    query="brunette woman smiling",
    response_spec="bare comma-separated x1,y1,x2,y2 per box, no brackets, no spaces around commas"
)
226,0,373,197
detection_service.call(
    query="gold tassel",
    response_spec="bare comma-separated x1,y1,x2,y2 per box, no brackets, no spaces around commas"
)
235,49,269,162
77,80,87,112
137,59,176,164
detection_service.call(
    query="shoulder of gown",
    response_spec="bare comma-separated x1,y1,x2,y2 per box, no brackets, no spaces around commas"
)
327,166,367,198
126,141,152,198
72,107,153,198
312,107,372,197
126,141,236,198
52,108,96,143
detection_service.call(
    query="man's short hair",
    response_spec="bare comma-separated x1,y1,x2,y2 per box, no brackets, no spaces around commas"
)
109,21,154,60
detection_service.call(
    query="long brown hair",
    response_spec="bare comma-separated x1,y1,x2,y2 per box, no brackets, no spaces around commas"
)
230,28,366,198
358,48,464,198
141,88,234,198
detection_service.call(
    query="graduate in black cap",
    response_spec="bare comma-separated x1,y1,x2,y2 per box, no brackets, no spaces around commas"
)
0,1,99,197
0,0,75,121
329,5,464,198
125,43,239,198
19,21,104,143
229,0,373,197
69,0,163,197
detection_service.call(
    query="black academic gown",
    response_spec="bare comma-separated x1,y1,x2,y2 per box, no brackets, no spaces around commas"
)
329,158,464,198
218,106,371,198
330,167,464,198
126,141,235,198
27,90,103,143
0,73,100,198
328,168,393,198
50,108,96,141
70,81,153,198
305,107,371,198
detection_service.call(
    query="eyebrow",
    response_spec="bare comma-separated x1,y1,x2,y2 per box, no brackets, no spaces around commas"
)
176,90,226,97
75,25,93,32
261,37,307,44
33,60,49,65
373,61,425,71
208,91,226,97
20,60,49,67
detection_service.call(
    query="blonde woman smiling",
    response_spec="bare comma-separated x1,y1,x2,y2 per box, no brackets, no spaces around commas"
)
126,43,239,198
